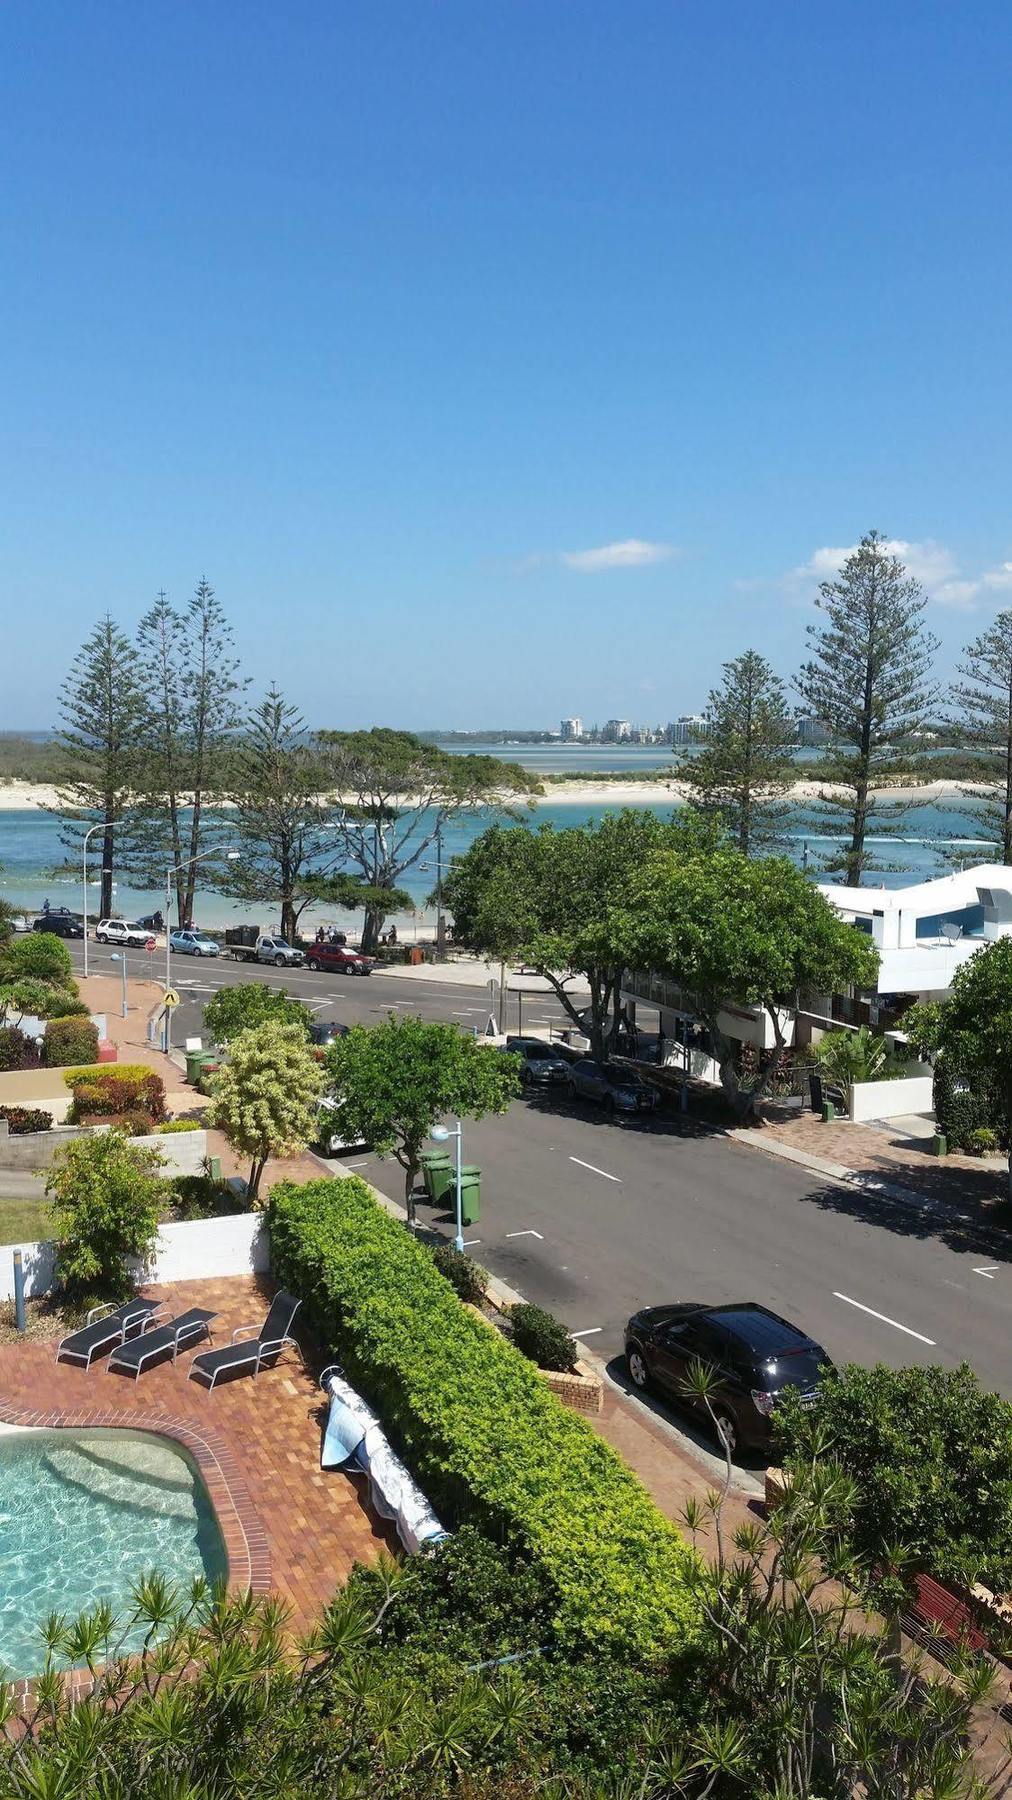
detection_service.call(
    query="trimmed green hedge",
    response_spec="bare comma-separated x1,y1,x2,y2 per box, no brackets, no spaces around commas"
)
269,1177,698,1652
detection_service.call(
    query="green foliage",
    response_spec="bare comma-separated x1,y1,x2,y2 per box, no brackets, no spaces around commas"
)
203,979,312,1045
429,1240,487,1304
45,1129,168,1301
627,846,879,1117
946,609,1012,862
509,1301,577,1372
813,1024,904,1107
776,1360,1012,1589
67,1068,166,1123
268,1176,699,1651
155,1117,202,1133
969,1126,999,1154
42,1015,99,1067
169,1172,244,1219
0,931,73,986
674,647,795,854
932,1054,998,1151
62,1061,156,1086
897,998,944,1059
0,1105,52,1134
0,1026,41,1071
206,1021,324,1199
324,1013,518,1215
939,939,1012,1148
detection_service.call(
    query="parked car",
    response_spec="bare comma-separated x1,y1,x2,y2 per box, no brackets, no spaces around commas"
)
95,918,157,949
308,1020,349,1049
314,1095,368,1154
32,911,84,939
502,1036,572,1088
304,942,373,976
254,934,305,968
169,929,220,958
624,1302,831,1457
9,912,33,933
564,1058,659,1114
135,911,165,931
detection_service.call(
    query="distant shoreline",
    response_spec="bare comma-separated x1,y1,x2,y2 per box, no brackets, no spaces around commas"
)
0,775,996,813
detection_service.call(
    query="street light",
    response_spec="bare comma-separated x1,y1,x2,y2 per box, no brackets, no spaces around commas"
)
81,822,106,978
108,951,128,1019
430,1119,464,1253
164,848,240,1049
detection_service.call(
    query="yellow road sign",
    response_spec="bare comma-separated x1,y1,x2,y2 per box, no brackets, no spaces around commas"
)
163,989,181,1008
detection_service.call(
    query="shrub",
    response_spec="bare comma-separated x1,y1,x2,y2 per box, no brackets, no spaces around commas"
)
62,1062,156,1086
0,1025,41,1071
776,1360,1012,1590
968,1126,999,1155
45,1129,168,1301
156,1118,202,1134
102,1109,157,1137
429,1241,486,1304
204,982,312,1046
509,1301,577,1373
67,1069,166,1123
43,1016,99,1068
269,1177,698,1650
932,1053,1005,1150
0,1105,52,1135
170,1173,246,1220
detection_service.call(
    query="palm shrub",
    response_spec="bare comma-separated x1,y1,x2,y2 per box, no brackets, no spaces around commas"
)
813,1023,903,1110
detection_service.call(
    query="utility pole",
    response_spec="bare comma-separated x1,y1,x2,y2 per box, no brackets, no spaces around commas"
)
435,822,447,959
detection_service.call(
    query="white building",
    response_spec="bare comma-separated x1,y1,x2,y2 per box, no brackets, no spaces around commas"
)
559,717,583,741
602,718,631,743
670,714,709,744
820,863,1012,999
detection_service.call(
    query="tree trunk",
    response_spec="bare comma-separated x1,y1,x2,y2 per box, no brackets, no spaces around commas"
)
280,898,297,944
361,905,382,955
404,1158,418,1225
100,816,115,920
248,1154,268,1201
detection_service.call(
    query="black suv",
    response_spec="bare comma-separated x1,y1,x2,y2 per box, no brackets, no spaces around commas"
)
32,911,84,940
624,1302,830,1457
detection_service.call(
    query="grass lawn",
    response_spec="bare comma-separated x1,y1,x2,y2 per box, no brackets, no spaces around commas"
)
0,1196,47,1246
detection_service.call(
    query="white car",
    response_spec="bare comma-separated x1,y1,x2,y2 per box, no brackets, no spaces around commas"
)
95,918,157,949
169,929,221,958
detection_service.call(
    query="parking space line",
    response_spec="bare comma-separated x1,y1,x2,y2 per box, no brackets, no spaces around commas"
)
571,1327,602,1339
569,1156,621,1183
832,1292,936,1345
506,1229,544,1240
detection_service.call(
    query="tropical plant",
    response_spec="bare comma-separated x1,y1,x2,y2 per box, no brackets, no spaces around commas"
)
675,648,795,854
268,1175,699,1651
324,1013,519,1219
509,1301,576,1372
813,1024,903,1109
45,1129,168,1301
205,1021,324,1199
795,530,940,883
203,979,312,1045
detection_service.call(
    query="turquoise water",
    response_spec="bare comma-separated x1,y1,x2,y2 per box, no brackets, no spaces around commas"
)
0,1429,227,1677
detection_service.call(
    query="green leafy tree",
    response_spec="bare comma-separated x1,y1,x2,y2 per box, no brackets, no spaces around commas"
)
897,998,944,1061
444,810,710,1063
130,580,246,924
676,648,795,854
796,531,940,883
628,846,879,1118
203,981,312,1046
317,727,541,952
937,937,1012,1196
324,1014,519,1219
206,1021,324,1199
0,934,80,1029
45,1129,168,1301
813,1023,904,1110
946,608,1012,863
49,615,149,918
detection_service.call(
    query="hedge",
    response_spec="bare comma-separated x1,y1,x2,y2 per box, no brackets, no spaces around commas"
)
62,1062,157,1086
269,1177,698,1652
66,1069,166,1123
42,1016,99,1068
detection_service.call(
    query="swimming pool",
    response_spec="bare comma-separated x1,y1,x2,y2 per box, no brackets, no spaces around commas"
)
0,1428,228,1677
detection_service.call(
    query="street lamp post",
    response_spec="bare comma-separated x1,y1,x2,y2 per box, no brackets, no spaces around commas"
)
430,1119,464,1253
81,822,106,978
109,952,128,1019
164,848,240,1049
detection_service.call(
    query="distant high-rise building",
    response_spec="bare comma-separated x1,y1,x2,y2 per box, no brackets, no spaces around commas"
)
670,714,709,744
559,716,583,741
601,719,632,743
795,715,830,746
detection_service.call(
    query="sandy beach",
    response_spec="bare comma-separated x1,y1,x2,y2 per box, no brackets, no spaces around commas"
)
0,776,994,812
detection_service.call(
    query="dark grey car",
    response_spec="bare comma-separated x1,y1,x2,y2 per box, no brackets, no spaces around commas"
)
564,1058,659,1114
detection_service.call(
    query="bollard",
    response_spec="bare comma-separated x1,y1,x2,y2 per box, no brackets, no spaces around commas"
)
12,1249,26,1334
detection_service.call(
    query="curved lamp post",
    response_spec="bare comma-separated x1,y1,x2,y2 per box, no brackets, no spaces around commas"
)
430,1119,464,1253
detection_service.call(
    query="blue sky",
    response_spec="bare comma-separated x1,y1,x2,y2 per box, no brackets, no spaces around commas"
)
3,2,1011,729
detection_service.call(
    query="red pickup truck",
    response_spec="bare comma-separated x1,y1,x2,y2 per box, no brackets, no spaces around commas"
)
304,943,374,976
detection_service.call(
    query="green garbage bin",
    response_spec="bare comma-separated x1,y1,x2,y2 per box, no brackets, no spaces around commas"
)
429,1161,457,1206
186,1049,212,1085
421,1152,452,1201
459,1167,481,1227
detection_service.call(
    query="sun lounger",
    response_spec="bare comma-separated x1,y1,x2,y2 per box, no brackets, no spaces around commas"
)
188,1291,301,1390
107,1308,216,1379
56,1298,166,1370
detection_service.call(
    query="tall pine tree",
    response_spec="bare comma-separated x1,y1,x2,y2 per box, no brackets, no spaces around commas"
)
675,649,794,855
50,616,148,919
795,531,939,884
947,610,1012,864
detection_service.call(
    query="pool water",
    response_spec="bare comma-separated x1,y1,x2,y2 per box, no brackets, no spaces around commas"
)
0,1429,228,1677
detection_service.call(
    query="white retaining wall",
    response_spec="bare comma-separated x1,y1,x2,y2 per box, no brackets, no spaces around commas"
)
0,1210,269,1303
848,1075,934,1123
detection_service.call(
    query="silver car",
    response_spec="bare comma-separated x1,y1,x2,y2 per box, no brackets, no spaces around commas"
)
564,1059,660,1115
169,929,220,958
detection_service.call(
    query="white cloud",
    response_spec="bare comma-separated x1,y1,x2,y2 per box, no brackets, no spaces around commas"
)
779,537,1012,610
560,538,677,573
983,561,1012,592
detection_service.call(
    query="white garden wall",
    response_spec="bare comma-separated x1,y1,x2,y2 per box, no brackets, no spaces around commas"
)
0,1210,269,1304
848,1075,934,1123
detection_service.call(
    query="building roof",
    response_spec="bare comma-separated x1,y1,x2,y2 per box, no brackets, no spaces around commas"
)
819,863,1012,917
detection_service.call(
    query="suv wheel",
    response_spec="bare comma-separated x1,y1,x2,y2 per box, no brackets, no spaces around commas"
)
274,953,286,967
627,1345,650,1390
307,958,320,971
97,931,107,943
712,1409,738,1457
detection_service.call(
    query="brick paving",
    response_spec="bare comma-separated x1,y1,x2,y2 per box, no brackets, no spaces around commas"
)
757,1111,1010,1218
0,1273,391,1633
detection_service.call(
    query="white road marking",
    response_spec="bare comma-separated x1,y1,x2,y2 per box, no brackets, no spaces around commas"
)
344,1160,370,1168
569,1156,621,1183
571,1327,602,1339
506,1229,544,1240
463,1238,482,1247
832,1292,936,1345
973,1266,999,1279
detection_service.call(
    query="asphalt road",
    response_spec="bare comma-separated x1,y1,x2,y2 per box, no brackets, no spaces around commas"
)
67,944,1012,1422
